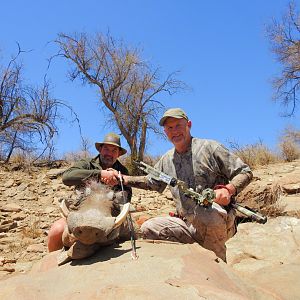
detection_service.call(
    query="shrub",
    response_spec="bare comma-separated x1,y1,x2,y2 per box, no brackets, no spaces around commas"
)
229,141,279,169
279,138,300,162
62,150,92,164
278,127,300,162
119,154,161,175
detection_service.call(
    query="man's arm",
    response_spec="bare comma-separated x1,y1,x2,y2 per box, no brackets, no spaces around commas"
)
123,174,167,193
62,159,100,186
212,144,253,205
122,175,152,190
62,159,119,187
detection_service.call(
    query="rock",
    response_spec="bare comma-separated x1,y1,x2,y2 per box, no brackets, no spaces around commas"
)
0,236,17,245
281,183,300,194
0,203,22,212
14,261,34,273
26,244,45,253
44,206,55,214
0,220,17,233
227,217,300,298
0,159,300,298
46,168,66,179
11,212,26,221
0,242,281,299
280,194,300,212
17,183,29,192
2,188,17,198
3,179,14,188
0,266,15,273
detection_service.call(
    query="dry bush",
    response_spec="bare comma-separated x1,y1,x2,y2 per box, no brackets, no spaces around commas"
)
262,203,286,217
21,215,43,239
62,150,92,164
9,151,32,165
278,127,300,162
229,141,279,169
119,154,161,175
259,185,300,219
279,138,300,161
2,151,38,172
258,184,284,217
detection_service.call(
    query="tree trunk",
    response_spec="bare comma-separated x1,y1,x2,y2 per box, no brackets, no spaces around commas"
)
138,120,147,162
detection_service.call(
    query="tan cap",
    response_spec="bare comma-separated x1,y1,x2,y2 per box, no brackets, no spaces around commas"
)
159,108,188,126
95,133,127,156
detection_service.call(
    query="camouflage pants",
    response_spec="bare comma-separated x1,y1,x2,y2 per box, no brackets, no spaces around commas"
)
140,203,236,262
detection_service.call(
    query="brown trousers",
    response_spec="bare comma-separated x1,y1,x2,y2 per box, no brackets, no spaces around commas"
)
141,203,236,262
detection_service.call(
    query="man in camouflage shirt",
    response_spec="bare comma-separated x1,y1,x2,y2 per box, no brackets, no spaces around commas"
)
123,108,252,261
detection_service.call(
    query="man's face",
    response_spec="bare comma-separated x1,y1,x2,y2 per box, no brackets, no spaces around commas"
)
164,117,192,149
99,144,120,168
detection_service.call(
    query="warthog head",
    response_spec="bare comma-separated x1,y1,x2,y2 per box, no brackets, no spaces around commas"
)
58,182,130,265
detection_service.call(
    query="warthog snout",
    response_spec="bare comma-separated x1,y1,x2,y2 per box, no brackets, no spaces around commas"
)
58,182,131,265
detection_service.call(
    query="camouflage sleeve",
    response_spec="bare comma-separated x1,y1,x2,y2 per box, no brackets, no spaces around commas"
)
62,159,101,186
213,144,253,194
147,159,168,193
124,175,153,190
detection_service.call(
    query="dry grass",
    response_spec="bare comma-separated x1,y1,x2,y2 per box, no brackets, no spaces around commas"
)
261,201,287,217
279,138,300,162
62,150,91,164
229,141,280,169
21,215,43,239
120,154,161,175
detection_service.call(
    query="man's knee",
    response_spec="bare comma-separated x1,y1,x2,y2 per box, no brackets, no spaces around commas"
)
140,218,157,239
47,218,66,252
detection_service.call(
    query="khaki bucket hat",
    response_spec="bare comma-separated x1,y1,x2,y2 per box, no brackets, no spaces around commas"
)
159,108,188,126
95,133,127,156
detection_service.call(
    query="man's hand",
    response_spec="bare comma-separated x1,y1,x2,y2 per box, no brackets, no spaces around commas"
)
100,169,119,186
214,184,236,206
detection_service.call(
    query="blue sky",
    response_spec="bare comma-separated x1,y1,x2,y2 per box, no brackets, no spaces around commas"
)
0,0,298,157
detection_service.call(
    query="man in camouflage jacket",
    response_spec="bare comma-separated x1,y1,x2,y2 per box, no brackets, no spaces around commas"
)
123,108,252,262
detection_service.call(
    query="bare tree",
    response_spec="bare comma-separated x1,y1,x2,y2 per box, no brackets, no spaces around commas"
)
0,45,67,163
267,1,300,116
55,32,184,170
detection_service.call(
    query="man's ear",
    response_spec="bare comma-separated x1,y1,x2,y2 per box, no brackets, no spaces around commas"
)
187,120,192,128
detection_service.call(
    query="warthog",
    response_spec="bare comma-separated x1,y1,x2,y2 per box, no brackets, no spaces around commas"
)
57,182,130,265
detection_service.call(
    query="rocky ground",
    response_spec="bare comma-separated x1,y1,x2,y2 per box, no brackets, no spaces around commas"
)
0,159,300,282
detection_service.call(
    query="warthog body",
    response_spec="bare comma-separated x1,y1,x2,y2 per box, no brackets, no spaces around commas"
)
58,182,130,265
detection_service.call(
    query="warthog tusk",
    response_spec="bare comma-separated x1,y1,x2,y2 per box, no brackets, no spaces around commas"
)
59,199,70,218
113,202,130,229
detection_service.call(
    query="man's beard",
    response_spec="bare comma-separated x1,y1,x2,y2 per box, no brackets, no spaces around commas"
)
100,154,115,168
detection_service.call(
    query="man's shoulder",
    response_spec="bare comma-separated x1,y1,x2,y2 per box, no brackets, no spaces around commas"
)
160,148,175,160
69,156,95,167
192,137,222,151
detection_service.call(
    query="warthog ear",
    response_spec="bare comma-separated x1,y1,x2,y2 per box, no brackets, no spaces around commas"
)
113,202,130,229
59,199,70,218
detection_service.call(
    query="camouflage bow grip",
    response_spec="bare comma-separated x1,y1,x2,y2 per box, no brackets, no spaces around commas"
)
134,160,267,224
